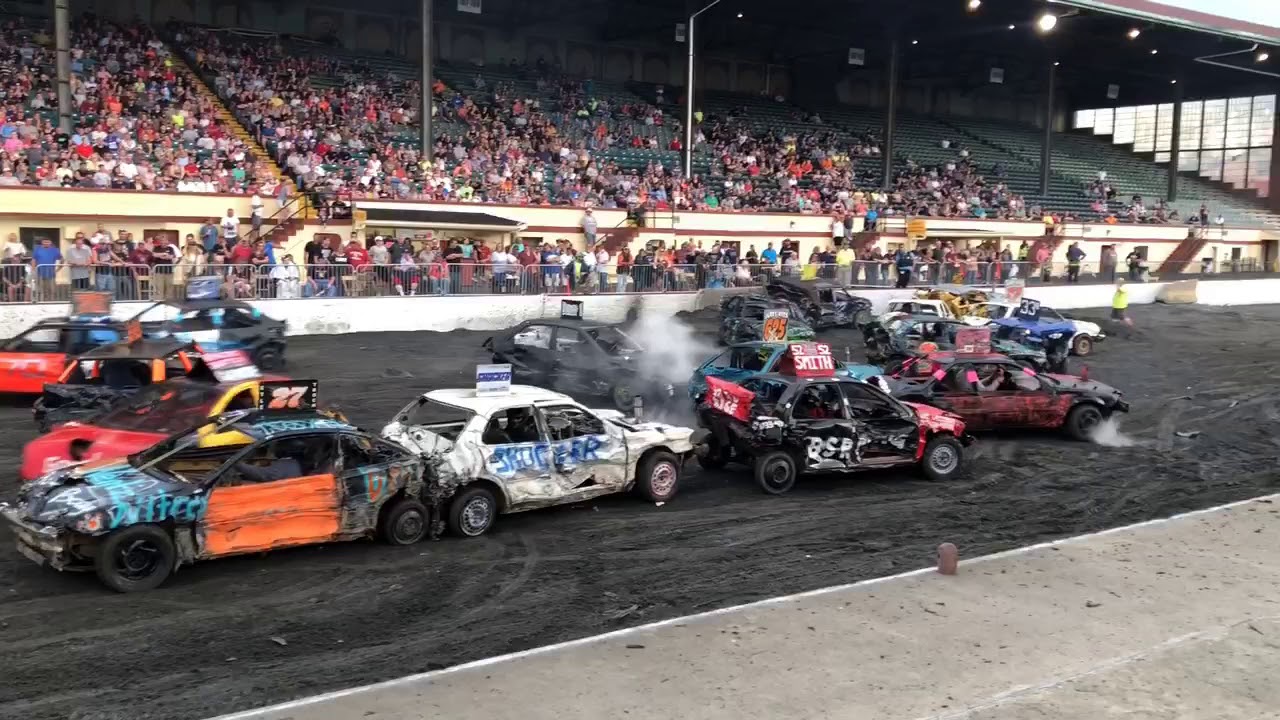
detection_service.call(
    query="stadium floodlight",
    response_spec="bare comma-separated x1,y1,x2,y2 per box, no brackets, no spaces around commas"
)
967,0,981,10
911,39,919,45
736,12,743,17
1258,52,1270,62
1127,28,1141,39
1036,13,1057,32
1008,24,1016,30
1170,79,1177,84
1151,49,1159,55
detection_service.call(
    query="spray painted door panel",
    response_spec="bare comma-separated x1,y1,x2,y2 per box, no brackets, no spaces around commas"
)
199,473,341,558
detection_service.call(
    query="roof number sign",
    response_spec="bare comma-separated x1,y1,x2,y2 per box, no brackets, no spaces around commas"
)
476,363,513,396
187,276,222,300
258,379,319,411
762,308,789,342
203,349,260,384
788,342,835,377
560,299,583,320
704,376,753,422
1016,298,1042,321
71,292,113,316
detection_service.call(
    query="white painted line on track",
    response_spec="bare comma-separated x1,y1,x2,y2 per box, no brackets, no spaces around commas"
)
208,491,1280,720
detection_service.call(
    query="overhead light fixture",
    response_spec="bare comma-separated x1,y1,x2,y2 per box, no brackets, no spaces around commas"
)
736,12,743,17
1170,79,1177,84
1008,24,1016,30
911,39,919,45
1150,49,1159,55
1036,13,1058,32
967,0,981,10
1127,28,1141,39
1258,51,1270,62
1053,61,1060,66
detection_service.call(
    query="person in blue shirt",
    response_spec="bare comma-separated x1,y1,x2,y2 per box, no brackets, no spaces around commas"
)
865,208,879,231
894,248,915,289
760,242,778,265
31,237,62,302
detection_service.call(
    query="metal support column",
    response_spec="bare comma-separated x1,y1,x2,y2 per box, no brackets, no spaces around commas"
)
881,37,899,190
420,0,434,160
1039,62,1055,197
684,0,722,179
54,0,72,134
1167,83,1182,203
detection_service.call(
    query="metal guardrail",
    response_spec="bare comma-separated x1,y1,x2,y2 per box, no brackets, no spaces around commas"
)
5,258,1265,303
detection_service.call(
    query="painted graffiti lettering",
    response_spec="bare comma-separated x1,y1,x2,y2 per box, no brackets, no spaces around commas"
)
489,436,605,477
806,436,855,465
708,387,740,418
108,493,208,529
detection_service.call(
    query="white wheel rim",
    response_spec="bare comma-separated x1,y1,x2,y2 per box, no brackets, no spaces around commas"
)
462,497,493,535
930,445,958,474
650,461,677,496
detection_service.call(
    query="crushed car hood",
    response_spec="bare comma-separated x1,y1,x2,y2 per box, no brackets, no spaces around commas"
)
902,401,967,434
1046,375,1122,397
18,460,202,532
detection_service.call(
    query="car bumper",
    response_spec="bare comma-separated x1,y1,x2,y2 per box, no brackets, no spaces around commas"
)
1113,400,1130,413
1,507,72,571
1092,333,1107,342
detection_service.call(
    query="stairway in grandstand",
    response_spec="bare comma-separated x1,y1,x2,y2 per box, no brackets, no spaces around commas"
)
169,50,297,199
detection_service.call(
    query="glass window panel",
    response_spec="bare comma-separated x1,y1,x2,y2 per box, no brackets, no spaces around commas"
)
1248,147,1271,197
1180,101,1202,151
1250,95,1275,147
1133,104,1157,152
1199,149,1223,180
1154,151,1170,163
1223,147,1248,188
1155,103,1174,152
1074,109,1095,129
1177,151,1199,172
1093,108,1114,135
1225,97,1252,148
1114,106,1136,144
1201,99,1226,149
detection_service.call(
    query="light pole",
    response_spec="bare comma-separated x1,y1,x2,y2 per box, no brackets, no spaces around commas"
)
684,0,723,178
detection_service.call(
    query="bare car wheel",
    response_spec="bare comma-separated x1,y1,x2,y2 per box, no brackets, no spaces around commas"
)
447,486,498,538
635,451,680,502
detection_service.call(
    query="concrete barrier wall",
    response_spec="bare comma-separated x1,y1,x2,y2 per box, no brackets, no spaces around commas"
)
0,278,1271,340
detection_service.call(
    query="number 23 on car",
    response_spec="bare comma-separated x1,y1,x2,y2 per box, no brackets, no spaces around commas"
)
3,381,428,592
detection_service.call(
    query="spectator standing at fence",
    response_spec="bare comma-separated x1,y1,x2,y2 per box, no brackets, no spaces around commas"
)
92,239,120,295
594,245,610,291
1065,242,1085,283
150,236,179,300
2,254,27,302
90,225,113,246
31,237,61,301
760,242,778,268
4,233,26,260
272,255,301,298
66,236,92,291
200,218,219,253
229,237,253,266
1017,240,1029,263
614,245,632,293
1034,243,1051,282
582,208,598,248
894,247,914,289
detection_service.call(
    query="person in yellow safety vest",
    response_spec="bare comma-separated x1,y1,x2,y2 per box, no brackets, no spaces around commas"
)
1111,279,1133,328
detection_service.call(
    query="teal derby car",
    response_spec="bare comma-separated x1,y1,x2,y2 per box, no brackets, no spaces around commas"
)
690,342,884,400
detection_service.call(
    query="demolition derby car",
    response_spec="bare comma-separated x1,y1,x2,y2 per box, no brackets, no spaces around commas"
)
133,295,288,370
31,337,227,432
718,295,817,345
0,295,131,393
888,352,1129,440
980,298,1106,356
4,382,430,592
20,353,280,481
695,342,973,494
382,379,698,537
689,341,885,399
765,276,874,329
865,315,1049,372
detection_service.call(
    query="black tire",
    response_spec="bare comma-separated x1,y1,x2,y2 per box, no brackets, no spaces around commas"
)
697,435,731,471
920,436,964,482
1071,334,1093,357
634,450,680,502
94,525,176,593
447,485,498,538
254,343,285,370
378,497,429,545
753,451,797,495
852,309,872,328
1066,404,1104,441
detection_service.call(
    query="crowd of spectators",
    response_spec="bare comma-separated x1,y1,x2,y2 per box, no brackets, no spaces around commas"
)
0,16,277,194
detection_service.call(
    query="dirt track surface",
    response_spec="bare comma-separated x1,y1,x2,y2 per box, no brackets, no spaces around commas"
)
2,303,1278,720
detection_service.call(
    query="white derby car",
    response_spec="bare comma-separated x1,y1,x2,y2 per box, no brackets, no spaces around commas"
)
383,385,698,537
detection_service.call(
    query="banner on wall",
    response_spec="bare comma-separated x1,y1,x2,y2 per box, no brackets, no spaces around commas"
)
458,0,481,14
847,48,865,66
989,67,1004,84
1107,83,1120,100
675,23,687,42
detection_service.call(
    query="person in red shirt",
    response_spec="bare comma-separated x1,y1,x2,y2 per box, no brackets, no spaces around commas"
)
229,238,254,265
346,240,370,269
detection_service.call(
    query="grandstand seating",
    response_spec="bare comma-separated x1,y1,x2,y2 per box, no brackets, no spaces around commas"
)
7,11,1275,230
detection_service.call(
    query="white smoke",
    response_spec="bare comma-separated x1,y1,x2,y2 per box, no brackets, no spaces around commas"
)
625,309,719,424
1088,416,1137,447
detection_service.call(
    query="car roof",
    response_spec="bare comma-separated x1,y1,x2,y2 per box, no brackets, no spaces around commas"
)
728,341,786,350
152,298,257,312
920,352,1017,364
77,338,194,360
519,318,610,331
423,385,578,415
